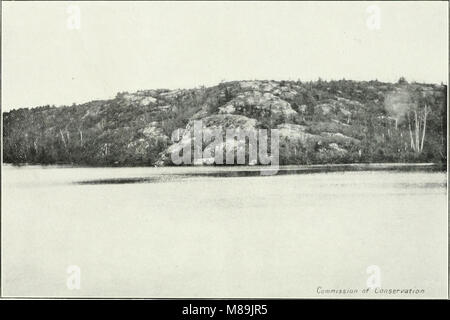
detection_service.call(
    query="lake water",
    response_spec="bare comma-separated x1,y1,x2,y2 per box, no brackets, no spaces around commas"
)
1,165,447,298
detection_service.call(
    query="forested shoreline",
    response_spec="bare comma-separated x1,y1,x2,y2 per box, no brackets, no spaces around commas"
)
3,78,447,166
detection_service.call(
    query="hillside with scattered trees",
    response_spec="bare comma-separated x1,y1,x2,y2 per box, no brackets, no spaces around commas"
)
3,79,447,166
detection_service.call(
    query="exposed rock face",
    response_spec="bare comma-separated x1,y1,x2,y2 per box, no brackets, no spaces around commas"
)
220,90,297,121
199,114,258,130
218,104,235,114
143,122,168,142
118,92,160,108
277,123,317,144
320,132,360,144
161,114,259,165
328,142,347,154
240,81,261,90
140,96,158,106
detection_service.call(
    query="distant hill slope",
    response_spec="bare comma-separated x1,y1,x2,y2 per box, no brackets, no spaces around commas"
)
2,79,447,166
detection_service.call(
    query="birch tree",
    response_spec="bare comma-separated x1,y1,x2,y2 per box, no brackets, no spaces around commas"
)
385,87,432,154
405,90,431,153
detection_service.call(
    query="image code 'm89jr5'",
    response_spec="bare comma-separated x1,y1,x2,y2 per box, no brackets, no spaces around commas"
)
226,304,268,317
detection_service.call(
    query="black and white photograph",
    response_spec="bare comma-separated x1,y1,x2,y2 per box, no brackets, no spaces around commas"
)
0,0,448,302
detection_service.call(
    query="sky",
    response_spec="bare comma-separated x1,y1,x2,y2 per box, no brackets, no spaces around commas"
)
1,1,448,111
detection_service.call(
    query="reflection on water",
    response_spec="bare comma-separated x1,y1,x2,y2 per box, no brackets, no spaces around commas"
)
1,164,447,298
77,176,178,185
74,163,444,185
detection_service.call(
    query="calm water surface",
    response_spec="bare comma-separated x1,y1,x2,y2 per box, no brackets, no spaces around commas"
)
2,165,447,297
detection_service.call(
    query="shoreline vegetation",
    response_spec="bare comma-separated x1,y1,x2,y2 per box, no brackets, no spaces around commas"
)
3,79,447,167
4,162,446,172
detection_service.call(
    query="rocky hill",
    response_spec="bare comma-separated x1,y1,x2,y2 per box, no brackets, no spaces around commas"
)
3,79,447,166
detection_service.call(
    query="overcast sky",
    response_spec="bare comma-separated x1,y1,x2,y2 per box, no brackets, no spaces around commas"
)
2,1,448,111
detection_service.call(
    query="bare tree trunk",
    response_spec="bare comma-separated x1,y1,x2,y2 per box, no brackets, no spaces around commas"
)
408,113,415,151
79,130,83,147
414,111,420,152
60,129,67,148
418,114,421,151
420,104,428,152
